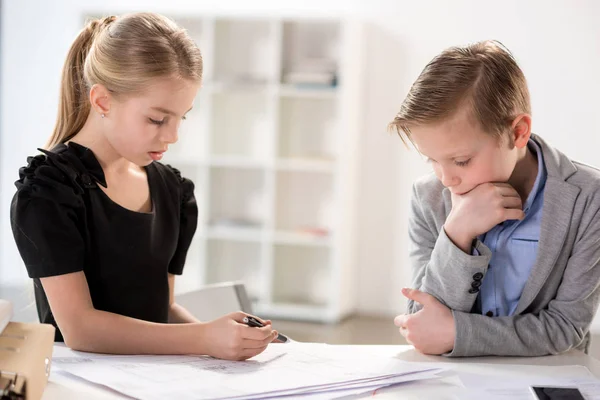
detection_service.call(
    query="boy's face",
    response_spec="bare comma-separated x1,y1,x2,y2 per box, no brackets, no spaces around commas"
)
105,77,200,166
409,108,520,195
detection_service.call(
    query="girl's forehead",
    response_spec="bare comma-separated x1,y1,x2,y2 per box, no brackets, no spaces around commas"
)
124,80,199,107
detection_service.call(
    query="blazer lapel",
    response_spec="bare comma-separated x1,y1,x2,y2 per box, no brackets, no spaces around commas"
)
514,178,579,314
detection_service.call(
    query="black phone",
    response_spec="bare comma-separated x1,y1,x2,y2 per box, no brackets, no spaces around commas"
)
530,386,585,400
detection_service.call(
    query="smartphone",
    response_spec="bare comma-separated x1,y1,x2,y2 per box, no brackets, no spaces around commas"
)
530,386,585,400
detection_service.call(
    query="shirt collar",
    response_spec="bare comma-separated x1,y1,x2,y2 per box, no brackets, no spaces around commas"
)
522,138,546,213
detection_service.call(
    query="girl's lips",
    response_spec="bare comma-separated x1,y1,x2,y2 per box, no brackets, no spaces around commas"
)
149,151,164,161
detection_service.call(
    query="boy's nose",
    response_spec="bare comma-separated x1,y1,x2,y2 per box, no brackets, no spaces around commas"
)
441,173,459,188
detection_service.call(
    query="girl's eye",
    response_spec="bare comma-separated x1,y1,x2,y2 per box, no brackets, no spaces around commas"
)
149,118,165,126
455,159,471,167
181,115,187,121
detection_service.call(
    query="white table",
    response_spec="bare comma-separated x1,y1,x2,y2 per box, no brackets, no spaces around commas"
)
42,345,600,399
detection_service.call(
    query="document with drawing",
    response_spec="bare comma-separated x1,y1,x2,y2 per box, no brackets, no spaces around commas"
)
51,342,446,399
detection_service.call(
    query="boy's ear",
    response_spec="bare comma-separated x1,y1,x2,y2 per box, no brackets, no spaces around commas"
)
89,84,112,116
510,114,532,149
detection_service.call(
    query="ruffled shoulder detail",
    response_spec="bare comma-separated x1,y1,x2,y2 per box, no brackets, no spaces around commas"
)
157,163,196,204
15,142,107,200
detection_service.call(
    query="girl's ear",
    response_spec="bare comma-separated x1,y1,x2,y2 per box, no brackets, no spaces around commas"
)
510,114,532,149
89,84,112,116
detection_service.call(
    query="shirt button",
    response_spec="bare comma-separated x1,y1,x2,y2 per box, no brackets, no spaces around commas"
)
81,175,92,187
468,287,479,294
472,272,484,281
486,311,494,317
471,280,482,288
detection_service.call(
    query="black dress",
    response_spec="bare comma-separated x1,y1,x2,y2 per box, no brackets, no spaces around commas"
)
10,142,198,341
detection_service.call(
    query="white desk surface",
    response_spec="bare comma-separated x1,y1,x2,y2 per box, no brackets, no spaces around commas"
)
42,345,600,400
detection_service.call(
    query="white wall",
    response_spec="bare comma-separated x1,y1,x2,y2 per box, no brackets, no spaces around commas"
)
2,1,600,328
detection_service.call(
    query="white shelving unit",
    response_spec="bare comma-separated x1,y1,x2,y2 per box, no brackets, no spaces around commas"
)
157,17,364,323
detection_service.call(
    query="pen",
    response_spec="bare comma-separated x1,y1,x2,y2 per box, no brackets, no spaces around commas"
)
242,316,289,343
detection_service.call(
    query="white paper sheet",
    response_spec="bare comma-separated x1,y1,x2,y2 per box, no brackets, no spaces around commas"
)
230,369,444,400
457,366,600,400
51,342,446,400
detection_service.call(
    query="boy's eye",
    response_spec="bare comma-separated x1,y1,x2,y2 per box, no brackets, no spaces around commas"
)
455,159,471,167
149,118,165,126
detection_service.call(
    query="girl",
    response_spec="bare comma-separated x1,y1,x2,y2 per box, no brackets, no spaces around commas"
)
10,12,277,360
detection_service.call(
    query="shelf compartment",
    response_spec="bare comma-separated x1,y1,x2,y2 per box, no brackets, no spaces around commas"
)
211,92,271,158
273,230,332,247
278,97,337,159
214,19,278,84
279,84,338,99
275,158,335,173
271,245,331,306
281,20,341,87
205,239,263,302
208,167,267,229
275,170,334,232
206,225,263,243
209,155,267,169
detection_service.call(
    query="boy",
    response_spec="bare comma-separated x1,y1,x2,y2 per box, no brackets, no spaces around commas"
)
391,40,600,357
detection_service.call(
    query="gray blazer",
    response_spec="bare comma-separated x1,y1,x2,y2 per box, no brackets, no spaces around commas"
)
408,134,600,357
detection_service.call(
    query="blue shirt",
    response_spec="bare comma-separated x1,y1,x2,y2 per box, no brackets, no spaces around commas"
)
478,140,547,317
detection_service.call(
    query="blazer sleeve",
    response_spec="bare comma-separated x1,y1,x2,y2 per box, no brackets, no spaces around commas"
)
407,182,493,313
448,206,600,356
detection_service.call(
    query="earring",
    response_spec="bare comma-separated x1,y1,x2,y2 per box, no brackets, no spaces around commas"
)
101,113,105,118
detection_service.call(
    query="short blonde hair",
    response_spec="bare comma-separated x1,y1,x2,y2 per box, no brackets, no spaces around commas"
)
47,12,203,148
389,40,530,144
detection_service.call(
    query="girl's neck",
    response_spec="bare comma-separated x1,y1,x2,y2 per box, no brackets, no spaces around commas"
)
68,114,132,174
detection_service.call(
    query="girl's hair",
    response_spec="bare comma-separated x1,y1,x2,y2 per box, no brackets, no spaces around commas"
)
389,40,530,145
47,12,203,148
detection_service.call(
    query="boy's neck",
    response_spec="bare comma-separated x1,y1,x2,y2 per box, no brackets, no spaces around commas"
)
508,144,539,203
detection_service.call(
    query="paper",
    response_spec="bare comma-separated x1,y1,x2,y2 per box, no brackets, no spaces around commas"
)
51,342,446,400
244,370,444,400
281,372,442,400
457,366,600,400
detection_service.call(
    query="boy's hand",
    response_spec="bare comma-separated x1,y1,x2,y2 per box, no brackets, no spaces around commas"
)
394,288,455,355
444,182,524,252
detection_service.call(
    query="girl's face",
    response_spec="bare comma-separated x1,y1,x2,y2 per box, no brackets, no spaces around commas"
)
105,77,200,166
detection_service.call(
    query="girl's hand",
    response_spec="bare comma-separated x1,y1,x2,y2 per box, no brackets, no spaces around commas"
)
200,312,277,361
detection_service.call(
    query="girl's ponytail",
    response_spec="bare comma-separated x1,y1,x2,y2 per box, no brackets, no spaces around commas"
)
46,16,116,149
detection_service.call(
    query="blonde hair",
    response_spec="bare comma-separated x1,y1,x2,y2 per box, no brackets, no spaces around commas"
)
47,12,203,148
389,40,530,145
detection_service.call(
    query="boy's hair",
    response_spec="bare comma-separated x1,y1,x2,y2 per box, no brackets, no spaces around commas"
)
47,13,203,148
389,40,530,144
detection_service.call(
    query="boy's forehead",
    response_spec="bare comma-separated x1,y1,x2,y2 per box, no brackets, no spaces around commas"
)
416,141,477,159
412,120,485,159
